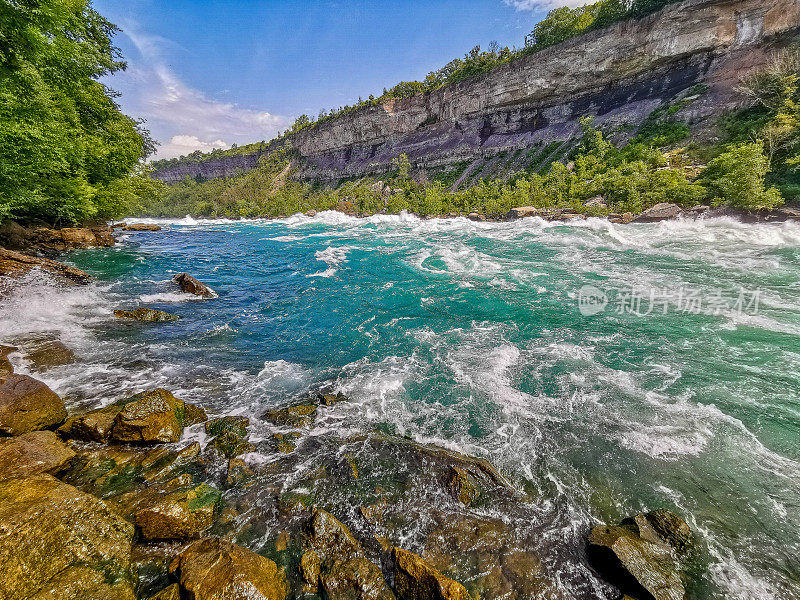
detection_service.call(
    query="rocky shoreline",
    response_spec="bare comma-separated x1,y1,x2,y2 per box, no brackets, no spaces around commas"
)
0,221,710,600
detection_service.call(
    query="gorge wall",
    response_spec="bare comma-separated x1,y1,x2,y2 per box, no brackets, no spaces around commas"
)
152,0,800,186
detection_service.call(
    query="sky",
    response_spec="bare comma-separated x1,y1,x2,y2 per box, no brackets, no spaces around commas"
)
94,0,581,159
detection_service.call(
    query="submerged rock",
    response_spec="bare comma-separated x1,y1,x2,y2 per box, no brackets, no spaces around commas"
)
0,345,16,374
205,415,249,437
114,308,179,322
392,547,470,600
634,203,683,223
0,373,66,435
169,537,287,600
226,458,255,488
0,475,135,600
173,272,216,298
588,510,691,600
111,389,186,444
0,430,75,479
206,430,256,459
26,339,75,371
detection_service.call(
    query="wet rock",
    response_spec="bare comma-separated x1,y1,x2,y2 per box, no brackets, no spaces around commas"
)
206,431,255,459
448,466,478,506
59,404,123,442
147,583,180,600
359,498,388,525
129,481,221,540
0,373,66,435
588,510,691,600
0,430,75,479
169,537,288,599
205,415,249,437
0,345,16,374
226,458,255,488
0,247,92,284
262,402,317,428
507,206,538,219
173,272,216,298
111,389,186,444
111,222,127,229
183,402,208,426
271,432,301,454
124,223,162,231
392,547,470,600
114,308,179,322
0,475,135,600
26,339,75,371
634,203,683,223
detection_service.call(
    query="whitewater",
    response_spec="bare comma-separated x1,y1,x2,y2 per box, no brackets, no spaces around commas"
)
2,212,799,598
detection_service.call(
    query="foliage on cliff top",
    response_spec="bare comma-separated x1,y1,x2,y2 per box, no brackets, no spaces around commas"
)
0,0,156,225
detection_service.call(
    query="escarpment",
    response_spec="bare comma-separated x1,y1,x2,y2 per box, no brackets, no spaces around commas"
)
152,0,800,186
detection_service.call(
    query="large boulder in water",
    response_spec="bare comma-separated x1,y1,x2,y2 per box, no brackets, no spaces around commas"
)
0,430,75,480
0,373,66,435
634,203,683,223
111,389,186,444
0,475,135,600
59,404,124,442
114,308,179,322
392,547,470,600
169,537,287,600
173,272,216,298
588,510,691,600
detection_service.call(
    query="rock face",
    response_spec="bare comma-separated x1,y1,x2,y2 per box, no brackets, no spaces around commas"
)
169,537,287,600
0,475,135,600
392,547,470,600
0,373,66,435
111,389,186,444
173,272,216,297
114,308,180,322
0,248,92,284
588,510,692,600
152,0,800,185
634,202,684,222
0,430,75,479
0,221,116,254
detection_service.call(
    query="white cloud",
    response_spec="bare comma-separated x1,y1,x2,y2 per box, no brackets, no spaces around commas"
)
505,0,588,10
115,26,290,159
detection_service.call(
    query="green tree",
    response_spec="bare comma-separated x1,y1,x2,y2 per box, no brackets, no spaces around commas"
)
701,143,783,210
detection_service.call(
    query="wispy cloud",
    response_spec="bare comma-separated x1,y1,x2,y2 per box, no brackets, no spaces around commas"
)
504,0,588,10
117,25,290,159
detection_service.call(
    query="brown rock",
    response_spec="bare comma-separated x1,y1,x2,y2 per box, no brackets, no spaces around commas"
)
621,212,634,224
111,389,185,443
147,583,181,600
169,537,287,600
124,223,162,231
262,402,317,428
114,308,179,322
206,431,256,459
173,272,216,298
111,222,127,229
0,373,66,435
0,475,135,600
448,466,478,506
634,203,683,223
183,402,208,426
0,345,16,374
0,247,92,285
59,404,122,442
0,430,75,480
26,339,75,371
26,565,135,600
392,547,470,600
226,458,255,488
132,482,220,540
205,415,249,437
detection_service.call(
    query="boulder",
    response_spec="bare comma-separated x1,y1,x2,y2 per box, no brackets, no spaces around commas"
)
507,206,539,219
130,482,221,540
0,345,16,374
226,458,255,488
448,466,478,506
0,430,75,479
183,402,208,426
0,373,66,435
305,210,318,217
124,224,162,231
111,389,186,444
587,510,691,600
59,404,123,442
634,203,683,223
26,339,75,371
147,584,180,600
169,537,287,600
114,308,179,322
205,415,249,437
392,547,470,600
0,248,92,285
0,475,135,600
173,272,216,298
111,222,127,229
205,431,255,459
621,212,634,224
271,432,301,454
262,402,317,428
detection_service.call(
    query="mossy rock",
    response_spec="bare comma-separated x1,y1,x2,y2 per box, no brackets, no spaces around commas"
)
111,389,185,444
262,402,317,428
205,431,255,459
204,415,249,437
113,308,179,322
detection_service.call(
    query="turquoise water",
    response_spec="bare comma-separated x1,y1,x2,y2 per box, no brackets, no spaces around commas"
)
2,213,799,598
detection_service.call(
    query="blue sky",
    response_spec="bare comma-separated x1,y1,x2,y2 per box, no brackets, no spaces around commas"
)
95,0,577,158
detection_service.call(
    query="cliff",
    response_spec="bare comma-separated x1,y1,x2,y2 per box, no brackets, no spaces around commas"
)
152,0,800,186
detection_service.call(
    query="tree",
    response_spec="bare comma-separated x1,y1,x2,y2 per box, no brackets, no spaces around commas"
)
701,143,783,210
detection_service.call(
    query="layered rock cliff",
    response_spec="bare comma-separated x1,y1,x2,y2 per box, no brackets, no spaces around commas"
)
152,0,800,186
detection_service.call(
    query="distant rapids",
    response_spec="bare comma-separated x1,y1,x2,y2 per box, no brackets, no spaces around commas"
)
2,212,799,599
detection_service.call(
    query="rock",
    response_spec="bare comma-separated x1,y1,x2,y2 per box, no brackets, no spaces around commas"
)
173,272,216,298
305,210,318,217
205,415,249,437
226,458,255,488
634,203,683,223
206,431,256,459
507,206,538,219
26,339,75,371
59,404,122,442
147,584,180,600
0,475,135,600
26,565,136,600
111,222,127,229
0,430,75,479
585,196,607,208
621,212,634,224
448,466,478,506
124,224,162,231
183,402,208,426
0,345,16,374
0,373,66,435
132,482,221,540
335,200,356,216
467,212,486,221
114,308,179,322
0,247,92,285
392,547,470,600
588,510,691,600
271,432,301,454
262,402,317,428
169,537,287,600
111,389,186,444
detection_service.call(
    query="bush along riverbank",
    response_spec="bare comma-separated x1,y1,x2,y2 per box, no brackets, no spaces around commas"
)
0,257,701,600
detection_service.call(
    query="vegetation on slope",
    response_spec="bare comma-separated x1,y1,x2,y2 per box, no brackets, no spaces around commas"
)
0,0,157,225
